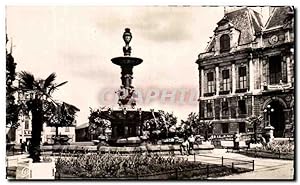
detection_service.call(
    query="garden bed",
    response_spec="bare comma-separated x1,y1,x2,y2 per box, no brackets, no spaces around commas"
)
55,153,251,180
239,140,294,160
239,149,294,160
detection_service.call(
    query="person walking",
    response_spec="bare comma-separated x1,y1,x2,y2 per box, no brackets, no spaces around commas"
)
188,134,195,154
180,138,190,156
233,132,240,150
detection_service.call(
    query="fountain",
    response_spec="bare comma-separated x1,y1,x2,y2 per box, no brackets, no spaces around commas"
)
98,28,159,146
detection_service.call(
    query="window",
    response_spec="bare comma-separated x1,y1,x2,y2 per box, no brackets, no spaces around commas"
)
207,72,214,93
239,122,246,133
206,103,213,118
220,34,230,52
238,67,247,89
222,101,229,117
222,123,229,133
25,120,29,130
269,56,282,84
65,127,70,132
238,100,247,114
222,69,230,91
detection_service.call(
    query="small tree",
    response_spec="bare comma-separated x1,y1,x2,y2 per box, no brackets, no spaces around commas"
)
143,110,177,139
47,102,80,143
88,107,111,140
246,115,263,143
199,120,214,141
181,112,199,136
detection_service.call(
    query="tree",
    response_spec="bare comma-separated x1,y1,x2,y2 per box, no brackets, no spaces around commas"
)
47,102,80,143
88,107,111,140
199,120,214,141
143,110,177,139
181,112,200,136
246,115,263,143
6,37,18,129
18,71,70,162
181,112,214,141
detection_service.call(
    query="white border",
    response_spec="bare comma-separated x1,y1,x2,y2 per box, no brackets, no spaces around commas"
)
1,1,298,185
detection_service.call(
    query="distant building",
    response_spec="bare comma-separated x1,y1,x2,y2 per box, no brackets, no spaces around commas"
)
75,123,90,142
196,7,294,138
75,122,112,142
8,86,76,145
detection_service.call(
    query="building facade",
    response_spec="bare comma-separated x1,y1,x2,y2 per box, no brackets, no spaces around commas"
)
9,88,76,145
196,7,294,138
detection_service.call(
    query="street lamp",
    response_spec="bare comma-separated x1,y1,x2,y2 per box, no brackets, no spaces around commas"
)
264,104,274,127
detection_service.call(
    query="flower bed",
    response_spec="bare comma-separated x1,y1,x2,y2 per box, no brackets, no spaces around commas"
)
240,140,294,160
55,153,242,179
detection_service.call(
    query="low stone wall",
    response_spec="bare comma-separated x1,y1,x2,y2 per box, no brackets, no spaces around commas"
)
41,144,214,155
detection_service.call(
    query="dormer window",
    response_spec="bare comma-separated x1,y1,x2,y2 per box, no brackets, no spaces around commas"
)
220,34,230,52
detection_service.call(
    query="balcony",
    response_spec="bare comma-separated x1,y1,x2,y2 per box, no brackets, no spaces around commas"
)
219,90,230,95
204,92,215,97
235,88,248,93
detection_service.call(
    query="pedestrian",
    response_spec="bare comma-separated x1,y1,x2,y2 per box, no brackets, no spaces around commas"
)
180,139,189,156
188,134,195,154
233,132,240,150
21,141,25,154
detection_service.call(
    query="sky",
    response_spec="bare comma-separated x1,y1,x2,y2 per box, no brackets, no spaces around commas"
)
6,6,270,126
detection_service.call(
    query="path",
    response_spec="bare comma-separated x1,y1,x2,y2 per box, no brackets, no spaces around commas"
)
181,149,294,180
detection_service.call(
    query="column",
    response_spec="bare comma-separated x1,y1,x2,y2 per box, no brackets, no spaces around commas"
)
215,65,219,95
249,55,254,91
260,58,265,90
200,68,204,97
286,56,291,84
231,63,236,94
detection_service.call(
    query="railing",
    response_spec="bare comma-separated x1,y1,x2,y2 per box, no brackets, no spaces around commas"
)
195,154,255,173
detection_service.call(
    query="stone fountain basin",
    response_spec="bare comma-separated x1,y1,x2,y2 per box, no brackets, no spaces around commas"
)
97,109,160,121
111,56,143,66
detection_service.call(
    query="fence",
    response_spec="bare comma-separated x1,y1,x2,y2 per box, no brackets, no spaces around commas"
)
194,154,255,173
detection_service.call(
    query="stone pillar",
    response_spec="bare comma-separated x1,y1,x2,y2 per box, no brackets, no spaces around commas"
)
215,65,219,95
286,56,292,84
249,55,254,91
260,57,267,90
201,68,204,97
232,63,236,94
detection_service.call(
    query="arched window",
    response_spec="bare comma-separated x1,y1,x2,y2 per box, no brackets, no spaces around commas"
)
220,34,230,52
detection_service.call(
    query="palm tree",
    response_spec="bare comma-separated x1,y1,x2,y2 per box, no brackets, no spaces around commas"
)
18,71,68,162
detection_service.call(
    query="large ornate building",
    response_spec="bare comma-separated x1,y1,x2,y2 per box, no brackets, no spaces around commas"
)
196,7,294,138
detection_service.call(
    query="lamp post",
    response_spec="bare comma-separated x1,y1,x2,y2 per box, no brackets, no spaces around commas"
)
263,104,274,127
263,104,275,142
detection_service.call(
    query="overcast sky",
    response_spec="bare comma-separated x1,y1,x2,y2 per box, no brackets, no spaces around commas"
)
6,6,270,126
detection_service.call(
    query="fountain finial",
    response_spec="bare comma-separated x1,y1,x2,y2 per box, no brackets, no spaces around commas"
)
123,28,132,56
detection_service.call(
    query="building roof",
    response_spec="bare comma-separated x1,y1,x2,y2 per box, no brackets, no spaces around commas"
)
76,122,89,129
265,7,294,30
221,8,263,45
205,8,264,53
